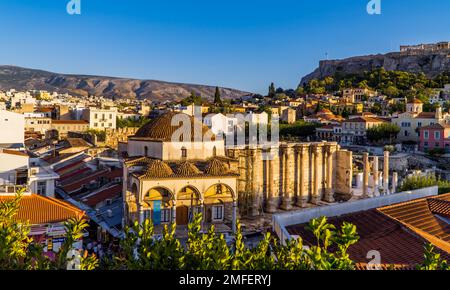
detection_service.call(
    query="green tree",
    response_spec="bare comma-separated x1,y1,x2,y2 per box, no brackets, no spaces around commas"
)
181,92,203,106
366,123,401,144
0,192,97,270
213,86,222,106
268,82,276,98
417,243,448,270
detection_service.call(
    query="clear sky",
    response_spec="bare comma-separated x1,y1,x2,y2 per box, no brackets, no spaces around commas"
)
0,0,449,94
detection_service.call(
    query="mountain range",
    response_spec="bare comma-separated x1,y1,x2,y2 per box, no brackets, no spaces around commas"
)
0,65,251,102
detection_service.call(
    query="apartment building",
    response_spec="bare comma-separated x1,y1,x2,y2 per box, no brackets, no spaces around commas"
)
82,107,118,130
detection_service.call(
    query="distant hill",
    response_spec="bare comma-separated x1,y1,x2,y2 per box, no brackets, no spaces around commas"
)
300,47,450,86
0,65,252,102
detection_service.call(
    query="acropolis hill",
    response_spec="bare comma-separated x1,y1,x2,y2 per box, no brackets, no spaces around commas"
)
300,41,450,85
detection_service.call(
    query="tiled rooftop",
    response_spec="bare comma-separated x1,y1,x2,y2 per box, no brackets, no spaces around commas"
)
0,194,84,225
286,193,450,269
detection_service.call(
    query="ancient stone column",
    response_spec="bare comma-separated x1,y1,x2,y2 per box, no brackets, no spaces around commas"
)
296,145,309,207
266,148,278,213
311,145,321,205
138,204,145,225
232,200,237,233
383,151,390,195
392,171,398,194
362,152,370,198
250,149,261,216
172,200,177,225
324,145,335,202
372,156,379,197
335,150,353,200
281,146,293,210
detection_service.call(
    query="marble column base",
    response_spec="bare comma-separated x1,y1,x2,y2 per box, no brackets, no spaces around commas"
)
280,197,293,211
310,195,320,205
323,190,335,203
250,205,260,217
296,197,308,208
265,198,279,213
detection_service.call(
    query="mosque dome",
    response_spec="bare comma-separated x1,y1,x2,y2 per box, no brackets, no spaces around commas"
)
134,111,216,142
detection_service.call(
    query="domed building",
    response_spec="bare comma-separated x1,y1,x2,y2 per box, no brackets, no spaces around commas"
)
125,111,225,160
122,112,239,232
122,112,356,236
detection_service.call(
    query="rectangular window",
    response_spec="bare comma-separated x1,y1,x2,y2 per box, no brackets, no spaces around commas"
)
424,131,429,139
212,205,224,221
143,209,152,221
37,181,46,196
161,209,171,223
435,131,441,140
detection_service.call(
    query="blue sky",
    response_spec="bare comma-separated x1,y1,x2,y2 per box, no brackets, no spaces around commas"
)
0,0,449,94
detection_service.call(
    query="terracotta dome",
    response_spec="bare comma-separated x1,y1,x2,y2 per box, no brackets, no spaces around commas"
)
142,160,174,178
174,161,201,176
317,109,333,115
409,98,423,104
134,112,215,142
204,158,229,175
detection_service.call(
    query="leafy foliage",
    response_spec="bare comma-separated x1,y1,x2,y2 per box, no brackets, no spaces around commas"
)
301,69,450,101
181,92,204,106
0,193,98,270
280,121,322,139
1,193,448,271
398,173,450,195
417,243,449,270
366,123,400,143
116,116,151,128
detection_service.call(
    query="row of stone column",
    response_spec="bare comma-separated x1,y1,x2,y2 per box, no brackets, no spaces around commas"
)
244,142,339,215
361,151,398,197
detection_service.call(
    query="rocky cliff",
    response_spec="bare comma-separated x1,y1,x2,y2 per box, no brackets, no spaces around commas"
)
300,50,450,86
0,66,251,102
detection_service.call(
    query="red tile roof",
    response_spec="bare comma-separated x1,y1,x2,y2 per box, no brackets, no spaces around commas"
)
51,120,88,125
379,193,450,252
287,208,450,268
61,169,122,194
0,149,29,157
82,184,122,207
345,116,387,123
0,194,84,225
427,198,450,218
59,167,91,183
416,112,436,119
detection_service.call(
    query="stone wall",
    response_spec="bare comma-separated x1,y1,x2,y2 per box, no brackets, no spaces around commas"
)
104,127,139,149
